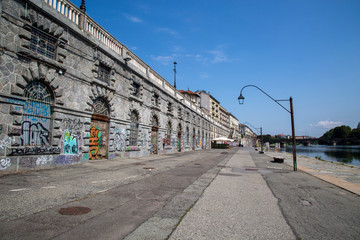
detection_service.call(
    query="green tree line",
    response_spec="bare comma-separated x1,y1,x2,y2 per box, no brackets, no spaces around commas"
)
319,125,360,145
320,125,360,139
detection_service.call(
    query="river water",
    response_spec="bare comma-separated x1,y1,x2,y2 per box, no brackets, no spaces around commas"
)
282,145,360,167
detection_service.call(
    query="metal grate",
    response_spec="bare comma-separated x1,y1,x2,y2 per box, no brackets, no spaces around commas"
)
30,27,57,59
22,81,53,146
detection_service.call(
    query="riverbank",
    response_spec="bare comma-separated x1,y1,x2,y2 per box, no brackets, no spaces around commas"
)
264,151,360,196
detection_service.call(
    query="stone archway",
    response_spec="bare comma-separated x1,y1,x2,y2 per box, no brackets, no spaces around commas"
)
177,123,182,152
151,115,159,154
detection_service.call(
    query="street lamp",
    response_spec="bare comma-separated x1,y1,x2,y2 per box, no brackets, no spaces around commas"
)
173,61,177,89
243,122,263,154
238,85,297,171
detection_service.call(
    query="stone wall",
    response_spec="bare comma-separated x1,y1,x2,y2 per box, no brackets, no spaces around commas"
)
0,0,216,173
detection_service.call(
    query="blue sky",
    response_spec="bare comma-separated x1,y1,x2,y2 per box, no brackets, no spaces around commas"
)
83,0,360,137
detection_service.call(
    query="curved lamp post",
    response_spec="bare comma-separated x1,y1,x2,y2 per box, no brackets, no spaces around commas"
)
243,122,263,154
238,85,297,171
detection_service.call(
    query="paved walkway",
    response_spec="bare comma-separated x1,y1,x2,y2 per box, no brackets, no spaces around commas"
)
264,151,360,195
169,150,295,240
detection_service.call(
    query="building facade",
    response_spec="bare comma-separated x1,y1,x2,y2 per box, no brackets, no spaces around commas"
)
0,0,214,172
239,124,258,147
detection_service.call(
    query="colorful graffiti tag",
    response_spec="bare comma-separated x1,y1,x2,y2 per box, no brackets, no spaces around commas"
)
64,131,78,155
89,126,102,160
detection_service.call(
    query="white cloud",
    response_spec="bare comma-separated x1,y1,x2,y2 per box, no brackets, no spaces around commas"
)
207,50,229,63
124,14,142,23
151,55,175,65
187,49,229,65
313,120,343,129
156,27,178,36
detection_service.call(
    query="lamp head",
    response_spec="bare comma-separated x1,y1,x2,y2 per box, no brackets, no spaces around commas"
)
238,93,245,104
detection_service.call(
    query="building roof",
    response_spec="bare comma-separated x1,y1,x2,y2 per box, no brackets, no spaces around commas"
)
179,90,200,97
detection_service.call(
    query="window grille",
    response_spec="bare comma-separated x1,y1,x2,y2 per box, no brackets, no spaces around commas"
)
154,94,159,106
129,112,138,146
93,98,109,116
30,27,57,59
132,82,140,97
22,81,53,146
98,64,110,83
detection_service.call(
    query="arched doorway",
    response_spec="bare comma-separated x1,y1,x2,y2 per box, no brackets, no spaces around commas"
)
151,115,159,154
177,123,182,152
192,128,196,150
89,97,109,160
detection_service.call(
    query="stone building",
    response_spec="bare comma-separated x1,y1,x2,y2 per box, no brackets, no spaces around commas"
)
239,124,258,147
0,0,214,173
228,113,239,141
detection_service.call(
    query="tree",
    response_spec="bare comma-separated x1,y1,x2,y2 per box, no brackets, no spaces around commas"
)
333,125,351,138
350,128,360,140
320,129,334,139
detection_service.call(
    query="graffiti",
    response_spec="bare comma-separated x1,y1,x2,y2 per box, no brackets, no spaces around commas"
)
114,128,126,151
9,146,60,156
89,126,102,160
64,130,78,155
56,155,81,165
171,137,176,148
8,98,25,111
21,121,50,146
126,146,140,151
82,153,89,161
140,132,148,147
61,118,83,131
20,157,37,168
23,101,50,123
36,155,53,166
108,153,116,160
0,136,15,149
0,158,11,170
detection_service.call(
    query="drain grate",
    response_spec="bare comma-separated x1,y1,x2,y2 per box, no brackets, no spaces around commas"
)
134,163,146,165
59,206,91,215
221,152,228,154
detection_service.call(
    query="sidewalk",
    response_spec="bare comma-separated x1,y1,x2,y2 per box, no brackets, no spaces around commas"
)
169,150,296,240
264,151,360,196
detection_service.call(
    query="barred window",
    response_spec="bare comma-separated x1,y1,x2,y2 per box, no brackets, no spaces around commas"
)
167,102,173,113
98,64,110,83
129,111,138,146
132,82,140,97
167,122,172,140
154,94,159,106
22,81,53,146
30,27,57,59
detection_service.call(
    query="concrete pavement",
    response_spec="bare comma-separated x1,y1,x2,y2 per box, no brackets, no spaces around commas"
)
264,151,360,195
168,149,295,240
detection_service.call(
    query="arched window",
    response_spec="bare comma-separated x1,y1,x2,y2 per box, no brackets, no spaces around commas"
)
129,111,139,146
21,81,53,146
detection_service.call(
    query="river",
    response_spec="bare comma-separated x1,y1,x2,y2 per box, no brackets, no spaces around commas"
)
282,145,360,167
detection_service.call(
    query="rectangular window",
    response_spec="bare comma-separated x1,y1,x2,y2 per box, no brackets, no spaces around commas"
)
98,65,110,83
30,27,57,60
154,94,159,106
132,82,140,97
